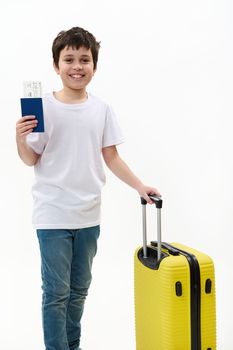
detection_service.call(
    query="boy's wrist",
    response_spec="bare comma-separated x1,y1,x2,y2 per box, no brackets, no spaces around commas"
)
135,182,145,193
16,135,27,145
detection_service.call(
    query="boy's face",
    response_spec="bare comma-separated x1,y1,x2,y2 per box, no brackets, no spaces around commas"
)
54,46,96,92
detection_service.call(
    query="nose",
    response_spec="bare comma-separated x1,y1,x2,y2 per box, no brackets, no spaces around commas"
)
73,61,83,70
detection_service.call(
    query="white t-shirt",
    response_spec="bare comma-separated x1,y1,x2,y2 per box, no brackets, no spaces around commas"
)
26,92,125,229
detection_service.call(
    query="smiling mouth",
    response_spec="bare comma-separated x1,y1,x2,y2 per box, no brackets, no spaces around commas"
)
69,74,84,79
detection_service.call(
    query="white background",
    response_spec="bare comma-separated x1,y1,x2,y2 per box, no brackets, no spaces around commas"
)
0,0,232,349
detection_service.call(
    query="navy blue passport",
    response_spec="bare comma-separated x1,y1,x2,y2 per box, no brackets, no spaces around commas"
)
20,97,44,132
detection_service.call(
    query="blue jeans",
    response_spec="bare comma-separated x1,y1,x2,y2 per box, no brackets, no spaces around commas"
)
37,226,100,350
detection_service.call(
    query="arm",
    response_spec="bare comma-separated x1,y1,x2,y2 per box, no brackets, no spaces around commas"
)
102,145,161,204
16,115,40,166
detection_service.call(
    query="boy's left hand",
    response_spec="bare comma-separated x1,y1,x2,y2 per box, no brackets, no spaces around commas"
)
137,184,161,204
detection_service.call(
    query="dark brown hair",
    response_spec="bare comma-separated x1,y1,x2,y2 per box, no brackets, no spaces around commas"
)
52,27,100,70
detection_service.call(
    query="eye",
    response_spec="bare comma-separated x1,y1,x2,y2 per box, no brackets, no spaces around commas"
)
64,58,73,63
81,58,90,63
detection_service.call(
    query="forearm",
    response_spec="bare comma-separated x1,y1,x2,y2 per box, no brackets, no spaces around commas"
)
106,154,143,191
102,146,161,203
16,137,40,166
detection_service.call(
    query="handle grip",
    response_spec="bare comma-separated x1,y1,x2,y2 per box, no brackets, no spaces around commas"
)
140,195,163,209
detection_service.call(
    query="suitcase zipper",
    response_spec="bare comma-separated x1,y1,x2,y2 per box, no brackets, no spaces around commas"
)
159,243,201,350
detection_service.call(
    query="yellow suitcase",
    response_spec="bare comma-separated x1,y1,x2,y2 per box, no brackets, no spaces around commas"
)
134,196,216,350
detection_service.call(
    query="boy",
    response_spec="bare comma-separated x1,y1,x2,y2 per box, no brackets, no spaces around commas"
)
16,27,160,350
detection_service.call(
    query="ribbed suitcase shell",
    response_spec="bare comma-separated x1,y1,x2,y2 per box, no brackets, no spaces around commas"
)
134,242,216,350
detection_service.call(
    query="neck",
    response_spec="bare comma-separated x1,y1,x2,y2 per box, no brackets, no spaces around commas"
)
54,87,88,104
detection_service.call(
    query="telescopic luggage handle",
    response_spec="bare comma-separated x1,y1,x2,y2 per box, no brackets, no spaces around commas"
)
140,195,163,260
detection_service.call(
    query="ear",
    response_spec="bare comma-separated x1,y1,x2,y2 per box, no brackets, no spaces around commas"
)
53,61,60,75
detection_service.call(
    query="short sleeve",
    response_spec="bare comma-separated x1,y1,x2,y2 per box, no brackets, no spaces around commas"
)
26,132,48,155
102,105,125,148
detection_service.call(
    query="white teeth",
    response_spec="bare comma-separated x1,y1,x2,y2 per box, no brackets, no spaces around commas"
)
70,74,82,78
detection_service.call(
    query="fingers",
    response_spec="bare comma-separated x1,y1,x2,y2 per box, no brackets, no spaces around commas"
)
140,187,162,205
144,192,154,204
16,115,36,125
16,116,38,137
139,189,154,204
150,188,161,198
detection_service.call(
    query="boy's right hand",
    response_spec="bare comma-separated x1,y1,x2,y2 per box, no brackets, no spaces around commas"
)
16,116,38,141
